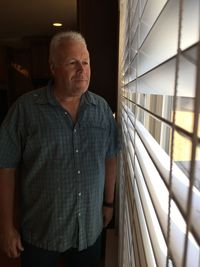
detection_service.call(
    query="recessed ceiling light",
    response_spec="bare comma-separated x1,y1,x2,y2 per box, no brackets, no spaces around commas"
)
53,22,63,27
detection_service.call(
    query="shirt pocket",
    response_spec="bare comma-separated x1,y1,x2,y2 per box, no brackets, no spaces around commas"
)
79,122,109,153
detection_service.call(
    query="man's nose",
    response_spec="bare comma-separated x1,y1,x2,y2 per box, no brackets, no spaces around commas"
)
77,61,84,71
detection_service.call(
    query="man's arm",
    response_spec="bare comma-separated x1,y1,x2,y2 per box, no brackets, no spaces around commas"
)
103,156,117,227
0,168,24,258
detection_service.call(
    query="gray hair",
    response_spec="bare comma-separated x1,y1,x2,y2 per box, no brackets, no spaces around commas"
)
49,31,87,63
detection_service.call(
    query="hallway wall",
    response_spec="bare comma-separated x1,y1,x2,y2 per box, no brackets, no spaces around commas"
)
77,0,119,113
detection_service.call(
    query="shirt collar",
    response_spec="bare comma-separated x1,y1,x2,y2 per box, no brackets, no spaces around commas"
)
81,91,97,106
33,80,57,106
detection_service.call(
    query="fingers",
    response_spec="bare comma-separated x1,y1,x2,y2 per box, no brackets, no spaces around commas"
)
14,237,24,257
0,228,23,258
103,207,113,227
10,232,24,258
103,217,110,228
17,238,24,253
8,244,19,258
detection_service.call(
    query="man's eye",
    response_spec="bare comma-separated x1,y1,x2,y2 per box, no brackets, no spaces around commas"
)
83,61,89,65
69,61,76,65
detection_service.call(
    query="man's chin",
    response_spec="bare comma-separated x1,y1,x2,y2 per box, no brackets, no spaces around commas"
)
71,87,88,97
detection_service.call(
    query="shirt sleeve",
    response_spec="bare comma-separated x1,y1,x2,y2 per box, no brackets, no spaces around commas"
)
0,101,24,168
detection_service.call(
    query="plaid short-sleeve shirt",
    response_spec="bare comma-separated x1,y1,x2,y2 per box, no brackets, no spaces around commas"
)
0,84,119,251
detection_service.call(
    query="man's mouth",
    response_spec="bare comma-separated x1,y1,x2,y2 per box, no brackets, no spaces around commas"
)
74,78,88,82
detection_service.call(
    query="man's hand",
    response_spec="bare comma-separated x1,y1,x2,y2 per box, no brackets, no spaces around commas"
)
103,206,114,227
0,227,24,258
0,168,23,257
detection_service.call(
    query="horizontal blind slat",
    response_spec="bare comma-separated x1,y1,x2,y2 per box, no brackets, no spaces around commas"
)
122,105,200,267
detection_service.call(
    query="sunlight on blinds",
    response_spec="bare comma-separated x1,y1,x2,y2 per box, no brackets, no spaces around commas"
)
118,0,200,266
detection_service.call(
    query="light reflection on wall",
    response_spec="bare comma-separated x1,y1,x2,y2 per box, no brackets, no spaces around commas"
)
11,62,29,78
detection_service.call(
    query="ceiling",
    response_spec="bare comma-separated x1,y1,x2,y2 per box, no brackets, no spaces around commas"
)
0,0,77,46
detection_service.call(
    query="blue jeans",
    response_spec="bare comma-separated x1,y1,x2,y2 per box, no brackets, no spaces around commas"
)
21,235,102,267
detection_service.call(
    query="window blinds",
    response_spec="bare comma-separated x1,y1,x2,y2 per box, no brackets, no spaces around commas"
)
118,0,200,267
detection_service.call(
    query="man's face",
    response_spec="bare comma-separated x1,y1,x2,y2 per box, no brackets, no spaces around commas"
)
50,39,91,97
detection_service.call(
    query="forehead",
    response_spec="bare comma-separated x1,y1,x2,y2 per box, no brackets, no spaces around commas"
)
57,39,90,59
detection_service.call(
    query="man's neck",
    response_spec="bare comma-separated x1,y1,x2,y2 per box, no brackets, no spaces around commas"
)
53,88,82,123
53,89,82,103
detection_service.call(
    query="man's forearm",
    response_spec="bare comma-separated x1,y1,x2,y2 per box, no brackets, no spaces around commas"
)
0,168,24,258
0,168,16,230
104,157,117,204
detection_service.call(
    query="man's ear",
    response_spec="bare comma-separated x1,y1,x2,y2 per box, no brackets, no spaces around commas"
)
49,60,55,75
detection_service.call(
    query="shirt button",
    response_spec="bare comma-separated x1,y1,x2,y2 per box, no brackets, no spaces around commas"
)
75,149,79,153
74,129,77,133
78,213,81,216
78,192,81,196
64,112,68,115
77,170,81,174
